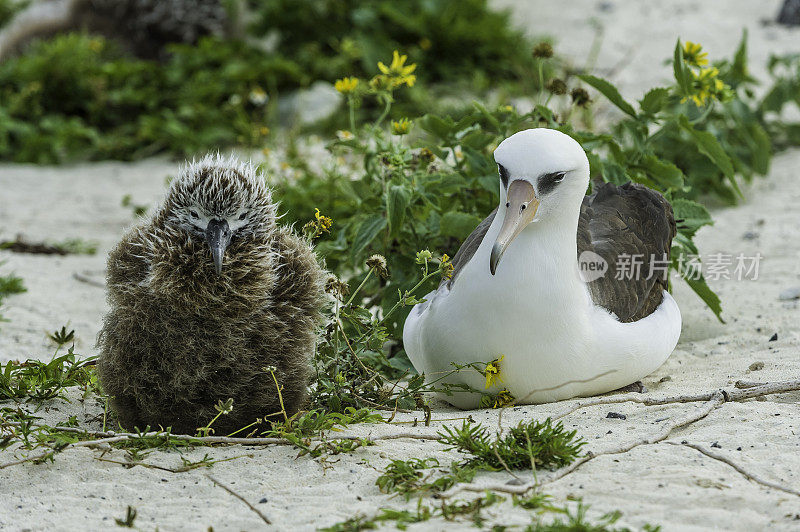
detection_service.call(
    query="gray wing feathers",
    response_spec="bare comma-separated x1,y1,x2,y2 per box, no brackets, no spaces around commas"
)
577,182,676,322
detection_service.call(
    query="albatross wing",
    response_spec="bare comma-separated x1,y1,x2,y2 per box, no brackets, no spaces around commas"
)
577,181,676,322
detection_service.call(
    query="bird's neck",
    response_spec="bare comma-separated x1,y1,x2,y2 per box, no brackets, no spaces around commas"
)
482,203,588,316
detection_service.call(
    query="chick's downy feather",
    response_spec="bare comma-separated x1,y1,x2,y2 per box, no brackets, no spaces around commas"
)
97,154,326,434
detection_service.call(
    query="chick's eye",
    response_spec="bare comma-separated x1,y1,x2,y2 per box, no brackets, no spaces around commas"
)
238,212,248,220
190,210,199,219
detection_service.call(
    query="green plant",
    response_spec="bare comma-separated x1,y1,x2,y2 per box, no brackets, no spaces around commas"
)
438,419,585,471
761,52,800,149
248,0,535,87
0,347,98,402
376,457,478,500
307,247,485,413
0,34,296,162
0,269,25,325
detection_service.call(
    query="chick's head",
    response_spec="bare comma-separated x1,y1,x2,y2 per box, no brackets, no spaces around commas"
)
163,154,277,274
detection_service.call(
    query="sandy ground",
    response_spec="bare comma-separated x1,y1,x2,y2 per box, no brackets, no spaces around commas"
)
1,0,800,530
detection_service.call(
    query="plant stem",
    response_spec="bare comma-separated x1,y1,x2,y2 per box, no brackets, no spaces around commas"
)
375,96,393,127
346,269,373,307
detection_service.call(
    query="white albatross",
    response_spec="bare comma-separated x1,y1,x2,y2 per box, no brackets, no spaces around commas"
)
403,128,682,408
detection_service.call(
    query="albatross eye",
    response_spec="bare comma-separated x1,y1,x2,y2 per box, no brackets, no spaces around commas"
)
538,172,567,195
190,210,199,219
238,211,248,220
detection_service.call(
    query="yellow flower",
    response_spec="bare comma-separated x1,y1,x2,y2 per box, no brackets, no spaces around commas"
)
440,253,454,280
376,50,417,89
682,41,709,67
334,77,360,94
303,208,333,240
259,126,270,136
419,37,432,50
315,208,333,233
378,50,417,77
484,355,504,388
391,118,412,135
683,66,730,107
336,130,354,140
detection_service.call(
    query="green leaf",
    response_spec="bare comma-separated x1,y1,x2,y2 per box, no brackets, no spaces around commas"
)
748,122,771,175
639,88,670,115
673,39,692,96
418,114,455,141
439,211,483,240
730,29,751,84
639,155,684,191
678,115,742,197
351,215,387,260
671,198,713,237
577,74,637,118
471,101,501,131
386,184,411,238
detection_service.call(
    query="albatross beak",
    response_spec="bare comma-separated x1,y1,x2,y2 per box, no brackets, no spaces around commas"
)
490,180,539,275
205,219,232,275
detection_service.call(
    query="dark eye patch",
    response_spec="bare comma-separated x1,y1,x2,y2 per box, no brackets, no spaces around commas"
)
537,172,566,195
190,210,199,219
498,164,509,187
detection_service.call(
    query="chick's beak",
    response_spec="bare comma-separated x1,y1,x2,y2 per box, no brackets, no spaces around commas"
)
490,180,539,275
205,219,232,275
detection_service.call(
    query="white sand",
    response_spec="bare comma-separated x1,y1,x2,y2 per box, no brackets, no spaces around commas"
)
1,1,800,530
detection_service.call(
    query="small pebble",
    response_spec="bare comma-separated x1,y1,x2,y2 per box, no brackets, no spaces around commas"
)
737,447,742,451
779,287,800,301
711,442,722,449
606,412,626,420
506,478,524,486
749,361,765,371
742,231,759,240
659,376,672,383
769,333,778,342
259,498,267,504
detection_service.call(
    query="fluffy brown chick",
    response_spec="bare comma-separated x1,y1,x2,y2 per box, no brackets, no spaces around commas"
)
97,154,326,434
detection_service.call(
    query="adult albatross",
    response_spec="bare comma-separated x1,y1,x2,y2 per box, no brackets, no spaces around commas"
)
403,128,681,408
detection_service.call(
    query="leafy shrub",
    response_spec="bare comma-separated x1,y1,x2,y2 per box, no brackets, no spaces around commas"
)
0,34,301,162
0,0,541,162
247,0,534,86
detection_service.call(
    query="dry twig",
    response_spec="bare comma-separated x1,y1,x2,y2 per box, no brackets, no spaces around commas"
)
667,441,800,498
207,474,272,525
552,379,800,420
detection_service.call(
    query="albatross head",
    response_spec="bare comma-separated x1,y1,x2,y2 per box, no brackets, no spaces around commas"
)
490,128,589,275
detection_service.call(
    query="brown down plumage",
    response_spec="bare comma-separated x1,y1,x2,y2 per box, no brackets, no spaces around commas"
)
97,154,327,434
